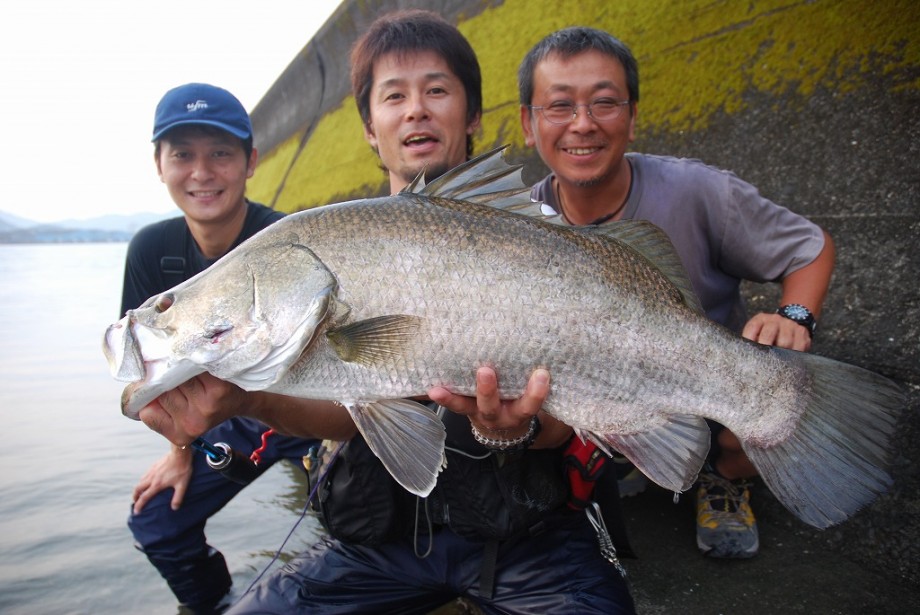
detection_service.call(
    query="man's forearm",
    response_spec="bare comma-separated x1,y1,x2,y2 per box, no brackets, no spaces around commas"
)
247,392,358,440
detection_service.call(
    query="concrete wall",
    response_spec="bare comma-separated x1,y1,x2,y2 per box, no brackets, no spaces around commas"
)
248,0,920,587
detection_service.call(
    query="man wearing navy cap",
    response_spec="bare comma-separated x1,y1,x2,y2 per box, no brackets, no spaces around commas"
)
121,83,318,614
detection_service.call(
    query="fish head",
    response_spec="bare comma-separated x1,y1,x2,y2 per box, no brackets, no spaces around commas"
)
103,240,338,419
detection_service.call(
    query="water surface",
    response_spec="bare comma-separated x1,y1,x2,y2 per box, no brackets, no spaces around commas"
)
0,243,319,614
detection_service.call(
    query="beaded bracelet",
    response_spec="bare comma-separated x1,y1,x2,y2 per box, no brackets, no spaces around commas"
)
470,416,541,451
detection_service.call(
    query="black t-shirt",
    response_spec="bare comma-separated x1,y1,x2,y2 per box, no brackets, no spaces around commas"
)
119,200,284,315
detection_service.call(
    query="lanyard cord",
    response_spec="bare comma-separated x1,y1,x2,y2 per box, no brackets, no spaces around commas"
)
240,440,346,597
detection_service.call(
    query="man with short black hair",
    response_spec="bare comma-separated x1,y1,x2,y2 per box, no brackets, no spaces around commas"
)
124,82,319,614
216,10,634,614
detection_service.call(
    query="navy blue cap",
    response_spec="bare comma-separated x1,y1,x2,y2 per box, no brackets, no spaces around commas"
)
152,83,252,142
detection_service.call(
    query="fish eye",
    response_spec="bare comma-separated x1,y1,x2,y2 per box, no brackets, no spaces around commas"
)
155,294,175,313
203,325,233,341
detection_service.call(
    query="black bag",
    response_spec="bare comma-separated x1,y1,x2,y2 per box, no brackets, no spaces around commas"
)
310,436,416,546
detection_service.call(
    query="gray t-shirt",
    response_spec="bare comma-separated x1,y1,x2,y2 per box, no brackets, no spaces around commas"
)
531,153,825,332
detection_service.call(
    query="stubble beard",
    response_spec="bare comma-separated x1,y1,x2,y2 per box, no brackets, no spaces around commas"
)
574,177,605,188
573,168,613,189
400,161,449,187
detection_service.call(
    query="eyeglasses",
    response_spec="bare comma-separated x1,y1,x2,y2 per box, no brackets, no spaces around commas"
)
528,99,631,125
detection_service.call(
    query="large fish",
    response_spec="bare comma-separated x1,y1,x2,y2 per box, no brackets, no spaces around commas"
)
104,147,904,529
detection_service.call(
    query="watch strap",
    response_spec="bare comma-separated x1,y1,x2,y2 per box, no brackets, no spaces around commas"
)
776,303,817,337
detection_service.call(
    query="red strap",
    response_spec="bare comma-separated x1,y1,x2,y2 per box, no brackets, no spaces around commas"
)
250,429,275,465
563,438,608,510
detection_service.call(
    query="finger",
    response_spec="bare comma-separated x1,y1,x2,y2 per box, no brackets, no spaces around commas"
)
138,403,170,436
740,319,763,342
427,386,477,415
139,402,193,448
131,481,147,503
753,320,780,346
780,325,811,352
797,334,812,353
475,367,501,419
773,325,797,350
133,488,153,515
171,482,187,511
514,368,550,417
179,376,200,396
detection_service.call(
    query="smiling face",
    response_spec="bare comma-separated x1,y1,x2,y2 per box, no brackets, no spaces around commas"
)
521,49,637,189
364,50,481,193
155,125,257,228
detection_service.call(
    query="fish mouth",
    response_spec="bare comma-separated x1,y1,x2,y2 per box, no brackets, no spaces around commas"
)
104,315,200,419
104,315,171,381
118,351,203,420
104,315,145,382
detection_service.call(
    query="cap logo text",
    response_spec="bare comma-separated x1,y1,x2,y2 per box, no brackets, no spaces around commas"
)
186,100,209,112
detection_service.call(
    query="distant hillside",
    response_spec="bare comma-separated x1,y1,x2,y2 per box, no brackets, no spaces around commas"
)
0,225,133,244
56,211,177,234
0,210,37,230
0,210,175,244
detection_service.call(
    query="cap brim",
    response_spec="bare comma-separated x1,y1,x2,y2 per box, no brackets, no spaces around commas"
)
152,119,251,142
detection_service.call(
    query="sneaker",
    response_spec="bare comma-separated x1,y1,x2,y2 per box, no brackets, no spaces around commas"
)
612,454,648,498
695,470,759,558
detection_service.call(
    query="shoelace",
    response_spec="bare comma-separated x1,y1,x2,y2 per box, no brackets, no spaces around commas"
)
699,473,752,514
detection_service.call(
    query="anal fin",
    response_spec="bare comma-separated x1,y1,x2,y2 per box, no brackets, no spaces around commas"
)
595,414,711,493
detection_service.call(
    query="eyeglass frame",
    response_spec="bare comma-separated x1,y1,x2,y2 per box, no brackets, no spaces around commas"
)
527,99,632,125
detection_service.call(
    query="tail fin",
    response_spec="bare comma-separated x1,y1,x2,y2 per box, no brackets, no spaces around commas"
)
743,349,905,528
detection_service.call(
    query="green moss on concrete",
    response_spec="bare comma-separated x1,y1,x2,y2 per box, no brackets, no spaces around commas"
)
249,0,920,210
253,100,387,213
470,0,920,136
246,137,300,207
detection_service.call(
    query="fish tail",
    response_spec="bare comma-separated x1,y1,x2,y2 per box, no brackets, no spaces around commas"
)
742,348,905,528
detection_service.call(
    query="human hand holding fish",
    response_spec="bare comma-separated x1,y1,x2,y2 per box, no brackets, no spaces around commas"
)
104,147,906,529
430,366,572,449
742,312,814,351
134,373,251,446
741,249,833,352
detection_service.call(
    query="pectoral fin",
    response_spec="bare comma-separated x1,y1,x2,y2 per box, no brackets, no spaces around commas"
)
327,315,423,366
587,414,711,493
345,399,446,496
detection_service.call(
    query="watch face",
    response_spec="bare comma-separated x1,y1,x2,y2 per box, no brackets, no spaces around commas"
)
785,305,809,320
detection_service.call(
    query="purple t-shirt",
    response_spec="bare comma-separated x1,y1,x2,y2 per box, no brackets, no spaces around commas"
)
531,154,825,332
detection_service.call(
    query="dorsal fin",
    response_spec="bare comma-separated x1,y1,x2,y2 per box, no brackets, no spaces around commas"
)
584,220,705,314
401,146,535,211
402,145,569,224
401,145,701,313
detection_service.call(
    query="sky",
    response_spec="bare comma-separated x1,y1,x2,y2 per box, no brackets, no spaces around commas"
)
0,0,342,223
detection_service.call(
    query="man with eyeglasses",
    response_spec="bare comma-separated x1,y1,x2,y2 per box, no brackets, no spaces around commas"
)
519,27,835,560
